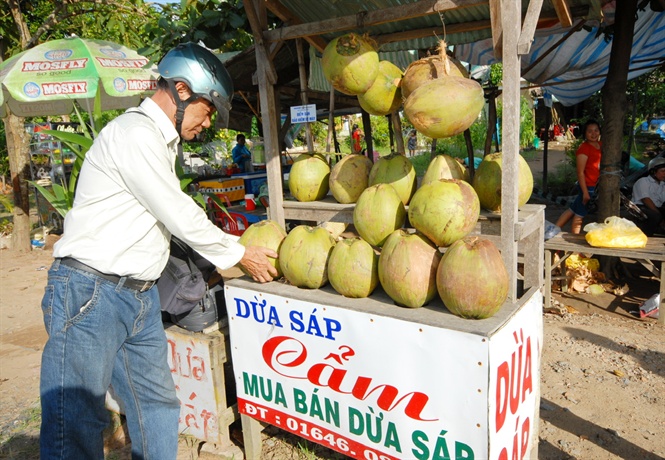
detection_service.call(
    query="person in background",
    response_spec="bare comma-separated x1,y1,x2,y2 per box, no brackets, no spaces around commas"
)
632,156,665,236
232,133,252,173
351,123,364,154
407,129,417,157
545,120,602,238
39,43,278,460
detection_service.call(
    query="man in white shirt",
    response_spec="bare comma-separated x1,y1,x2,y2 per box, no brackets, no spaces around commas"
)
39,43,278,460
632,156,665,236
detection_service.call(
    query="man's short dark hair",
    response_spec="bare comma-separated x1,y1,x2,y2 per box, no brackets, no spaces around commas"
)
236,134,246,141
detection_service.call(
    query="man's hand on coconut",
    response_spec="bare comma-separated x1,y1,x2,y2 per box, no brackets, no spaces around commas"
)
239,246,279,282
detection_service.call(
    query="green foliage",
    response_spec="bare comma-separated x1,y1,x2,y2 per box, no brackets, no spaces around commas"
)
489,63,503,87
0,194,14,213
496,95,537,150
29,104,96,218
629,67,665,123
1,0,156,60
141,0,258,60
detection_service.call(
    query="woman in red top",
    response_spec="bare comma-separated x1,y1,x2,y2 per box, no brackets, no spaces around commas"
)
547,120,602,237
351,124,364,154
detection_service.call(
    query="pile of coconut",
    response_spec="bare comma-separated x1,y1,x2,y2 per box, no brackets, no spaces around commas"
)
245,34,535,320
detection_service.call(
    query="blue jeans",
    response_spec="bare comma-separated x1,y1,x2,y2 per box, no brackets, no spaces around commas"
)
40,259,180,459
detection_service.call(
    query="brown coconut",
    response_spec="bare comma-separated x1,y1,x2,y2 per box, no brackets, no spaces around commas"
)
327,238,379,298
408,179,480,248
368,153,417,205
471,152,534,213
353,183,406,247
357,60,403,116
378,230,442,308
288,152,330,202
436,236,508,319
278,225,335,289
401,44,469,99
238,219,287,279
404,76,485,139
322,33,379,95
329,154,373,204
421,154,470,185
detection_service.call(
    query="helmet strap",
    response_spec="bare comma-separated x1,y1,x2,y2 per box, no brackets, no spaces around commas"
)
166,79,198,139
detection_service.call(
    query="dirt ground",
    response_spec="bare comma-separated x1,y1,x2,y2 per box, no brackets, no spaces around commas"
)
1,145,664,459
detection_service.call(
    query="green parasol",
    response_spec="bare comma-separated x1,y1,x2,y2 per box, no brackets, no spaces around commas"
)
0,36,158,118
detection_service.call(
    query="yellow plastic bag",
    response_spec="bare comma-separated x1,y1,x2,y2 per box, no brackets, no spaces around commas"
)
583,216,647,248
565,254,600,271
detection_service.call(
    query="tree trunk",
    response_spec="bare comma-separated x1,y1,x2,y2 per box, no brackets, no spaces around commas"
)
4,113,33,252
598,0,638,278
6,0,34,251
598,0,637,222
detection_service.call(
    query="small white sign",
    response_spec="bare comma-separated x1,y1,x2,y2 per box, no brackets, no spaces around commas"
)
290,104,316,123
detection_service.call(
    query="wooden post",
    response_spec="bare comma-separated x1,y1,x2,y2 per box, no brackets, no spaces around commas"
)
500,0,521,302
464,128,474,180
361,109,373,160
391,112,405,154
484,89,497,157
296,38,314,153
246,0,285,229
326,87,335,155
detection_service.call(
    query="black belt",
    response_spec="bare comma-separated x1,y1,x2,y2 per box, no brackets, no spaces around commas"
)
59,257,157,292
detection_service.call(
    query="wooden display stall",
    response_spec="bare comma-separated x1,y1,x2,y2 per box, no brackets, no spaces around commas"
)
231,0,549,458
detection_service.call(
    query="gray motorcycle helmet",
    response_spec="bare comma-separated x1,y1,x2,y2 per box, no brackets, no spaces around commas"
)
648,156,665,174
158,43,233,130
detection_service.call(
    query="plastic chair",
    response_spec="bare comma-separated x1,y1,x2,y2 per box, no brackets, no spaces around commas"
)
213,211,249,236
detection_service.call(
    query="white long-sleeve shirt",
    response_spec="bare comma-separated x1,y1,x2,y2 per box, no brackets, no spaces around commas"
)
632,175,665,208
53,98,245,280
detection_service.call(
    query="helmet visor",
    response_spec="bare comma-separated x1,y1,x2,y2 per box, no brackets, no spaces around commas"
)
209,90,231,129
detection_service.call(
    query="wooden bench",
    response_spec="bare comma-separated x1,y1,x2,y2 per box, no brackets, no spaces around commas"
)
544,233,665,323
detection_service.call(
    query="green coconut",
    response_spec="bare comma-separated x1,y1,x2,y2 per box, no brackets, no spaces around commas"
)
404,76,484,139
408,179,480,247
278,225,335,289
327,237,379,298
288,152,330,202
378,230,442,308
471,152,534,213
421,154,470,185
368,153,417,205
353,183,406,247
401,48,469,100
357,60,403,116
329,154,373,204
238,219,287,279
322,33,379,96
436,236,508,319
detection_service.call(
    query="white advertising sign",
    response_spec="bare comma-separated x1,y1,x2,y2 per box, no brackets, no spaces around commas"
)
290,104,317,123
166,332,221,443
227,286,491,460
488,291,543,460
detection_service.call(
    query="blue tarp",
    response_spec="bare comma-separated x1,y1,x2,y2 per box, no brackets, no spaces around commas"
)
456,7,665,106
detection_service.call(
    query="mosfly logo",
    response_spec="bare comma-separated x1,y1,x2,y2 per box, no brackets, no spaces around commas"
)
22,59,87,71
44,49,73,60
23,82,41,98
96,57,148,68
114,77,127,92
99,48,127,59
127,79,157,91
42,82,87,96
